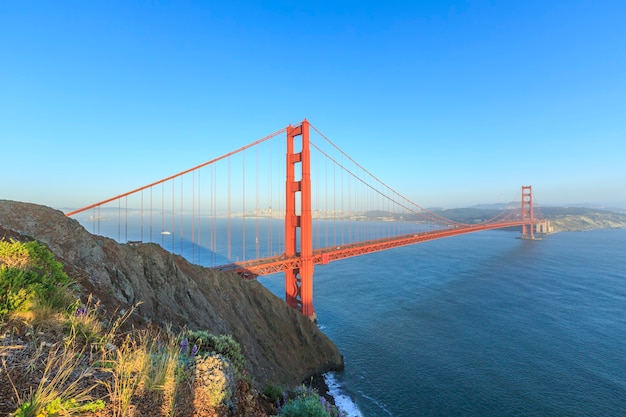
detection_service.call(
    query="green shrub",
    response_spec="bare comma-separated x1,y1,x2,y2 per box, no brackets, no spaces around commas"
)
0,240,73,316
0,266,37,314
185,331,245,374
262,383,284,403
279,394,331,417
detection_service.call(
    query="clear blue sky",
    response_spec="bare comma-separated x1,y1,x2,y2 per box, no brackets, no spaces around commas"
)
2,1,625,210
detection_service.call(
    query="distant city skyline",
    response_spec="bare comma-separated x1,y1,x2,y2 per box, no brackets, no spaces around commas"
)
1,1,625,210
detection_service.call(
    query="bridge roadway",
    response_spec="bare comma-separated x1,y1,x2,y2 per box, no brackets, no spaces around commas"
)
216,220,534,279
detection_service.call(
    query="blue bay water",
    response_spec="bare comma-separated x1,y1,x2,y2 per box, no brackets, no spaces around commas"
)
81,214,626,416
260,229,626,416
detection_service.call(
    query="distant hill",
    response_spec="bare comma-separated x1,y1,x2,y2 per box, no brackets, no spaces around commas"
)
534,207,626,231
433,206,626,232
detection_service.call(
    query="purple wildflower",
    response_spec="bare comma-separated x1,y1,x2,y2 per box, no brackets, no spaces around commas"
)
180,338,189,353
190,344,199,356
320,397,330,414
321,396,330,412
76,307,88,317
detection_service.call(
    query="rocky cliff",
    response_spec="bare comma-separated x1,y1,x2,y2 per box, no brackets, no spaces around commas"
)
0,200,343,388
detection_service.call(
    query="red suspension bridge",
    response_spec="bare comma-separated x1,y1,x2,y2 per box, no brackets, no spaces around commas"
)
66,120,547,320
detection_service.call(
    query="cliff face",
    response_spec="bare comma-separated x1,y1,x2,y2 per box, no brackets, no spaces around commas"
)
0,200,343,388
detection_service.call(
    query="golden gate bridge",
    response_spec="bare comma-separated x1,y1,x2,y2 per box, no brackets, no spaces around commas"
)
66,120,546,320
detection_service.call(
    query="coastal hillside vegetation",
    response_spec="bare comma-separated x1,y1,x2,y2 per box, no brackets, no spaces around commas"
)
0,200,345,416
0,237,345,416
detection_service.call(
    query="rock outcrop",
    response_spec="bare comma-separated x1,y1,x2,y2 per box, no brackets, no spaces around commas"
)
0,200,343,388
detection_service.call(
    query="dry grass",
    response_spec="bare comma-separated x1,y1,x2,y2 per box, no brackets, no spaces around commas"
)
6,339,97,416
141,331,180,416
1,303,277,417
100,334,148,417
1,301,143,416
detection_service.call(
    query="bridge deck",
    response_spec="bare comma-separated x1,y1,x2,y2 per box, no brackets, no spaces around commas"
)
217,220,532,279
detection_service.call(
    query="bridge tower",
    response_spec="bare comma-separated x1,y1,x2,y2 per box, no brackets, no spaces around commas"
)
285,120,316,320
521,185,534,239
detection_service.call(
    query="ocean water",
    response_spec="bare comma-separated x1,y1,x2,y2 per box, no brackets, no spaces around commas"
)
80,213,626,416
260,228,626,416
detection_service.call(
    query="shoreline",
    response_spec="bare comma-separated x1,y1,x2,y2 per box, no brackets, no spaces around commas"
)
306,372,364,417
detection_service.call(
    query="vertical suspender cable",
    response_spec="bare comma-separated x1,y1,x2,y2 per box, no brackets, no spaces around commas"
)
161,183,164,247
171,180,175,252
369,171,372,240
356,166,359,243
362,170,366,241
180,176,184,255
333,163,336,247
213,164,217,265
242,150,245,261
367,173,370,241
342,166,354,243
367,172,370,240
279,137,282,256
208,167,212,265
150,187,153,243
387,190,394,237
192,171,195,263
382,185,389,237
267,136,274,256
141,190,144,242
356,167,360,242
197,170,202,265
228,157,231,262
368,172,372,240
91,208,95,233
325,156,328,248
372,179,376,240
365,169,369,241
358,166,361,243
255,146,260,260
118,199,121,242
354,167,360,240
125,196,128,242
311,145,320,249
210,164,215,266
341,168,344,245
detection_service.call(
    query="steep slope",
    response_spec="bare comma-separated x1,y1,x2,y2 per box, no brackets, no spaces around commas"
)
0,200,343,388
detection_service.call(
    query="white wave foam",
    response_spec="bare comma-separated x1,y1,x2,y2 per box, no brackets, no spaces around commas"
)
324,372,364,417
